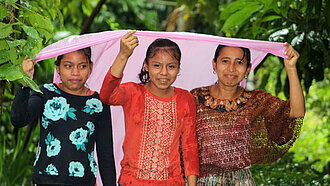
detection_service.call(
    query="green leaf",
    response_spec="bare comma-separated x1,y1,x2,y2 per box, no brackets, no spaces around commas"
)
221,3,263,32
5,0,17,5
7,39,27,48
0,40,8,50
0,63,23,81
0,49,10,63
9,46,20,65
262,15,282,22
22,25,39,39
0,4,9,20
0,22,13,39
22,74,42,93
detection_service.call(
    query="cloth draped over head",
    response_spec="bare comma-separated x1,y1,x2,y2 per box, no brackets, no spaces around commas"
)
34,30,287,185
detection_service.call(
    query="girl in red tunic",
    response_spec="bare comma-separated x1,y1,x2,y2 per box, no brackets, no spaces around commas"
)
100,31,199,186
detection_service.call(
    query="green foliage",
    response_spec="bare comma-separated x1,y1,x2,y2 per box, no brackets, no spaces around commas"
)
251,152,330,185
0,0,61,92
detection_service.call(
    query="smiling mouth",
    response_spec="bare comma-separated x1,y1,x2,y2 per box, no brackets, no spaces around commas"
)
224,74,237,79
158,79,169,84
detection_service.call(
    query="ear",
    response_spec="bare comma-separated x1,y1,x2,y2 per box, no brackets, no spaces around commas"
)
245,66,251,78
212,59,217,72
89,62,93,74
55,65,60,75
144,61,149,72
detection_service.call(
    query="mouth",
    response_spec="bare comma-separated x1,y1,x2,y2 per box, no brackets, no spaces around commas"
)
224,74,237,79
157,78,170,84
69,79,82,83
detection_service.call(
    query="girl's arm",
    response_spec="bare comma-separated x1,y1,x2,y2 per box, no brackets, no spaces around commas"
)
96,104,116,185
181,93,199,185
99,31,138,105
110,30,139,78
11,57,43,127
283,43,305,118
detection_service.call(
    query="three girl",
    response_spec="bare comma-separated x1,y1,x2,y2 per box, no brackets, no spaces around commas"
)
11,48,116,185
100,31,199,185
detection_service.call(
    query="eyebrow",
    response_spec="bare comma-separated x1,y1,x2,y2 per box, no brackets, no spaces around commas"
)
221,57,245,62
62,61,88,64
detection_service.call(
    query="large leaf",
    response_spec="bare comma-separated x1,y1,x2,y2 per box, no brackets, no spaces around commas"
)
22,25,39,39
0,40,8,50
0,63,23,81
221,2,263,32
0,22,13,39
21,74,42,93
0,4,9,20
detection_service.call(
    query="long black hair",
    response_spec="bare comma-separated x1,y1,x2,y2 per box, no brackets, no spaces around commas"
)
213,45,251,68
138,39,181,84
55,47,92,66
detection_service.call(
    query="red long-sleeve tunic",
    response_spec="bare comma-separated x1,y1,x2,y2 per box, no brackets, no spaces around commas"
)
100,70,199,186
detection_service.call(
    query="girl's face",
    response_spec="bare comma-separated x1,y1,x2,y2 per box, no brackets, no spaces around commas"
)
145,50,180,95
56,51,92,94
213,46,250,87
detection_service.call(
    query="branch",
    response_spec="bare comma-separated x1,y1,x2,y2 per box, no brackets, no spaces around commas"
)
80,0,107,35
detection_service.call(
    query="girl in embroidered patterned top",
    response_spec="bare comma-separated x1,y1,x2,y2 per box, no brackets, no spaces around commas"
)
190,43,305,185
11,48,116,186
100,31,199,186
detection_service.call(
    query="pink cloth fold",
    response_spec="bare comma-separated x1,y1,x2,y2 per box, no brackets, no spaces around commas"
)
34,30,287,185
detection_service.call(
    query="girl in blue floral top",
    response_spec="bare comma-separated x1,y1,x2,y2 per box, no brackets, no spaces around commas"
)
11,47,116,186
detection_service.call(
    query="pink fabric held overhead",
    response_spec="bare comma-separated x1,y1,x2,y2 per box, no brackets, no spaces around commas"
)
34,30,287,185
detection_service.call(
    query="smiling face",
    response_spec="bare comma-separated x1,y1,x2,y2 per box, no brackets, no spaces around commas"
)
144,50,180,97
213,46,251,87
56,51,93,95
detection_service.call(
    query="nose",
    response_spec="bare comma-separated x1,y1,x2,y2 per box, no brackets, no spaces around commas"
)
160,65,168,75
72,66,80,76
228,61,236,72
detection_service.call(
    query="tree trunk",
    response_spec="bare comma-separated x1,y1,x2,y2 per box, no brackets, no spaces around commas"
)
80,0,107,34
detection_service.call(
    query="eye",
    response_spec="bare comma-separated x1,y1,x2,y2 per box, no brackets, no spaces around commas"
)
221,59,229,63
64,64,72,68
79,64,87,69
237,60,244,65
152,64,161,68
168,65,177,69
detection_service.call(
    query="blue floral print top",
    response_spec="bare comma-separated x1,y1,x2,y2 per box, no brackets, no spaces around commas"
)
11,84,116,185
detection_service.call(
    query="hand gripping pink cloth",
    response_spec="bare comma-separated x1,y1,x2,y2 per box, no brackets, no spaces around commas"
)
34,30,287,185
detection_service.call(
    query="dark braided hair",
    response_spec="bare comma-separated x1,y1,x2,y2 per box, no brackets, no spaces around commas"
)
138,39,181,84
213,45,251,68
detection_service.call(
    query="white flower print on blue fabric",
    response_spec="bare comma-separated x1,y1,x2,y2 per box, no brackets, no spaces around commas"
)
33,147,41,166
86,121,95,135
43,97,77,121
45,132,61,157
41,116,50,129
88,151,97,178
69,128,88,151
69,161,85,177
45,163,59,175
44,83,61,94
82,98,103,115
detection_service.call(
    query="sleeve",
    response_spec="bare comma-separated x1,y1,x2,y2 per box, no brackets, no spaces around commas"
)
95,103,116,185
262,91,303,146
181,92,200,177
10,85,44,128
250,90,304,164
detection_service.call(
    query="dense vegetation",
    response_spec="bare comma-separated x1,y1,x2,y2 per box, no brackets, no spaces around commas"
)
0,0,329,185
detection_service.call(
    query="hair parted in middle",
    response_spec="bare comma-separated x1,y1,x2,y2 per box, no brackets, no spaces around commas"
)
213,44,251,69
138,38,181,84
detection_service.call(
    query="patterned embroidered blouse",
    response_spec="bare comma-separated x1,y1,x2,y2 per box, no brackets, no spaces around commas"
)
100,71,199,186
190,86,303,177
11,84,116,185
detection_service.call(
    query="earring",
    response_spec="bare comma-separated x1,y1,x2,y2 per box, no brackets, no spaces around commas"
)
213,71,216,74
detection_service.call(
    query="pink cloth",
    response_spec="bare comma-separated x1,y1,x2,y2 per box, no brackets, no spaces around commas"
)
34,30,287,185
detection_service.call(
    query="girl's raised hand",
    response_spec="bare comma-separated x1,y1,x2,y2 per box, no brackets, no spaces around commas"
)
283,42,300,70
119,30,139,58
21,56,35,79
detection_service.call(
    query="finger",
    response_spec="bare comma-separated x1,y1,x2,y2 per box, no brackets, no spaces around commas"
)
123,30,136,39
